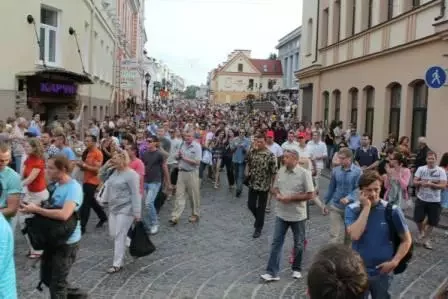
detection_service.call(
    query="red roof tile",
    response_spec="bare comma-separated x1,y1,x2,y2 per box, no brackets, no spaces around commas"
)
249,59,283,76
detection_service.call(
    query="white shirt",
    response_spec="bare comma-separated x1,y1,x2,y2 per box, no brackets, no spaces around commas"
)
415,165,447,203
267,142,283,158
306,140,327,170
281,141,300,153
297,145,313,170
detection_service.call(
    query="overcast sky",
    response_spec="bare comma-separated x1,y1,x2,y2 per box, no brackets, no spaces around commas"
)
144,0,303,86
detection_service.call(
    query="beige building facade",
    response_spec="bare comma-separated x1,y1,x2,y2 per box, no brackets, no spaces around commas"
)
296,0,448,154
210,50,283,104
0,0,120,125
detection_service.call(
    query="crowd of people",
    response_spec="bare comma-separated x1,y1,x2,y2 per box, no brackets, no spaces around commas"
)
0,99,446,299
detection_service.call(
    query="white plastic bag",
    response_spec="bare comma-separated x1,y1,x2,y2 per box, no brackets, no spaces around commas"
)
96,183,108,206
201,149,213,165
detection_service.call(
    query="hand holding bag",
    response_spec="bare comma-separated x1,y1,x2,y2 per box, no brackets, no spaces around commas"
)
129,222,156,257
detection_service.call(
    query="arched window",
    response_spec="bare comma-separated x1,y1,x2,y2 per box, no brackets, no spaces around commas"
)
333,90,341,121
411,81,428,150
389,83,401,138
306,18,313,55
350,88,358,127
364,86,375,137
323,92,330,125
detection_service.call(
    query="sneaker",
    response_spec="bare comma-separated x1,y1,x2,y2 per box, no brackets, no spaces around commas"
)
260,273,280,282
292,271,302,279
150,225,159,235
423,241,433,250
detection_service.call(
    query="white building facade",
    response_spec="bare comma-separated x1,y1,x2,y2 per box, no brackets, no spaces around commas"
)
276,27,301,91
297,0,448,154
0,0,117,123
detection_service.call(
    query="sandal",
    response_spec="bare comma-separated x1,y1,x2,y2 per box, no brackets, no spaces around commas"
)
188,215,199,223
107,266,122,274
27,253,42,259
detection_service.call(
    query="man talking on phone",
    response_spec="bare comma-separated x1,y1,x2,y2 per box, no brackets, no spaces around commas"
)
345,171,412,299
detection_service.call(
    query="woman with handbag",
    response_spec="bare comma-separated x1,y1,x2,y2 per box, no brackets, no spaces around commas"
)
20,138,48,259
101,150,141,274
19,155,83,298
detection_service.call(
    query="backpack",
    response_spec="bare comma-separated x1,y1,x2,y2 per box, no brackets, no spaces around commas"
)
384,203,413,274
22,192,78,250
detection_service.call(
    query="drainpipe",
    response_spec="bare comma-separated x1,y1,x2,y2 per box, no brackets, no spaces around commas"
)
435,0,446,21
88,0,94,126
312,0,321,63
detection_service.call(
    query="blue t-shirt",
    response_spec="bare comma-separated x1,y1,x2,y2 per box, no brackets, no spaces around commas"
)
51,179,83,244
0,214,17,299
345,200,408,276
57,147,76,161
0,167,23,224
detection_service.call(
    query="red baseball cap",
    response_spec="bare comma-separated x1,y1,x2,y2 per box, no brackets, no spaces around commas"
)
266,130,274,138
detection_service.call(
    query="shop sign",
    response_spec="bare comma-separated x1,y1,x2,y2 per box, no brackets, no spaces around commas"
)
40,82,77,96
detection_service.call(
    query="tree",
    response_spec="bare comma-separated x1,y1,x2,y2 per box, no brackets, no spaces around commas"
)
185,85,200,99
268,53,278,60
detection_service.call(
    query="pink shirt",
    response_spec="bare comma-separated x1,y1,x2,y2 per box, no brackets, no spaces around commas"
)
130,158,145,195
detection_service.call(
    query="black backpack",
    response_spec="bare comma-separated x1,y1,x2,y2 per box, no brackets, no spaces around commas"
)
22,188,78,250
384,203,413,274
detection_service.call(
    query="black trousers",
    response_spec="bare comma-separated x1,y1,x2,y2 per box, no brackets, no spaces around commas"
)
40,243,79,299
80,183,107,232
222,156,235,186
247,188,268,231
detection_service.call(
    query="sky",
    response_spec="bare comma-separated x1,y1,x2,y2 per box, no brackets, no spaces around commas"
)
144,0,303,86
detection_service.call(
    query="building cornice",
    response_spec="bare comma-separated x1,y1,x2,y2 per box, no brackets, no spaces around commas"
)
276,26,302,49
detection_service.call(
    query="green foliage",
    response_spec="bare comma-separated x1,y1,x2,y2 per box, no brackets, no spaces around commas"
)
185,85,200,99
268,53,278,60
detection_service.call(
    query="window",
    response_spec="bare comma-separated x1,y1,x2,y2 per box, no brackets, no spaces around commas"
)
367,0,373,28
40,7,58,64
413,0,420,7
248,79,254,90
351,0,356,36
365,87,375,138
389,84,401,139
333,0,341,42
323,92,330,125
333,90,341,121
387,0,395,20
411,81,428,150
238,64,243,72
321,8,329,47
306,18,313,55
350,88,358,126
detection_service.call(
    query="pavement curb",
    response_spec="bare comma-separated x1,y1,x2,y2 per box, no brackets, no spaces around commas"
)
320,169,448,230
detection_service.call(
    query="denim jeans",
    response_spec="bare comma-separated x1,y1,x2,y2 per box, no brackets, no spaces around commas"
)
14,155,23,174
364,274,393,299
233,163,245,193
266,217,306,276
247,189,268,231
144,182,162,228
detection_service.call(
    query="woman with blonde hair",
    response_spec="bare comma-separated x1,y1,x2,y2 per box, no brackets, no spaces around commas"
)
20,137,48,258
101,150,141,273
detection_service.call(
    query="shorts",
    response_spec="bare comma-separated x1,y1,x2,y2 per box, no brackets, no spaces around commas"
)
413,198,442,227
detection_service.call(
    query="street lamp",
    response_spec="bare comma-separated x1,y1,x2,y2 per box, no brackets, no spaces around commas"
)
144,73,151,112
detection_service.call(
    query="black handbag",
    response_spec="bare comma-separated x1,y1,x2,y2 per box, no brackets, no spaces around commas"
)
129,222,156,258
22,194,78,250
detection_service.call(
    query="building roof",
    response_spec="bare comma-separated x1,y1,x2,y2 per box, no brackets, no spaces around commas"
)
249,59,283,76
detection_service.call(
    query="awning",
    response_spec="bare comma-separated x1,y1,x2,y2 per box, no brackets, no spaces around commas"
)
16,67,93,84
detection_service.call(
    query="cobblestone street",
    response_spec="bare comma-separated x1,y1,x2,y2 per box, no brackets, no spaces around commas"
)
16,177,448,299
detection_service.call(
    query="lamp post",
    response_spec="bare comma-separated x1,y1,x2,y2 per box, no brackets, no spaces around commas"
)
144,72,151,113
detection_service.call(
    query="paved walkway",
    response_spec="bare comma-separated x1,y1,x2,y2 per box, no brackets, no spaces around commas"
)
15,176,448,298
